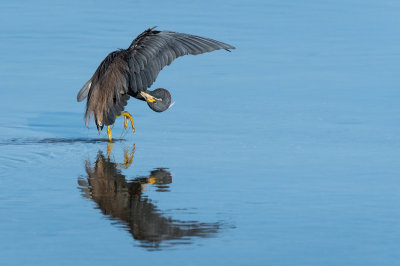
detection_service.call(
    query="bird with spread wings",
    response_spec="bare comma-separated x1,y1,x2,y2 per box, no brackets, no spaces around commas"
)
77,27,235,141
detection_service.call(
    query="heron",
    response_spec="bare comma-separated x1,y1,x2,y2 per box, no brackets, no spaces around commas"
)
79,149,222,248
77,27,235,141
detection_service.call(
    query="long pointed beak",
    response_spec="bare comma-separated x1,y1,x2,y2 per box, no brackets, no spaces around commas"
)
140,91,158,103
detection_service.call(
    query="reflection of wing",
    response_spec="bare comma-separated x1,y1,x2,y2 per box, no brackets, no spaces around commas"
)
78,151,221,250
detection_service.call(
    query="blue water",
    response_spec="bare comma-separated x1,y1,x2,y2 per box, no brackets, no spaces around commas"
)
1,0,400,265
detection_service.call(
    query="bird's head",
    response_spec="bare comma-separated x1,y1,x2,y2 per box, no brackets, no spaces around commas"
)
146,88,172,112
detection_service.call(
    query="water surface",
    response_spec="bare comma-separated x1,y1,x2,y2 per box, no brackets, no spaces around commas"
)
1,0,400,265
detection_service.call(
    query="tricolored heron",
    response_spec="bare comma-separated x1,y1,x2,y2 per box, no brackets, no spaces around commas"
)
77,27,235,141
79,149,221,248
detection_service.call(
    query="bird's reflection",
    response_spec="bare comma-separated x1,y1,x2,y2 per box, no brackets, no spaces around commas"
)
78,146,221,250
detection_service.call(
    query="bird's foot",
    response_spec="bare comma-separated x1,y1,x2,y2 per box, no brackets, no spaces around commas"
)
140,91,161,103
105,112,135,142
118,144,136,169
117,111,135,134
106,143,135,168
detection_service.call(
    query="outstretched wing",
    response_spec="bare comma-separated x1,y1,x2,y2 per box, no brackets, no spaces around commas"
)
126,28,235,94
77,28,235,127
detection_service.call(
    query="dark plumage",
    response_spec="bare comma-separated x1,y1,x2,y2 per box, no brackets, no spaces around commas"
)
77,27,235,138
78,150,222,249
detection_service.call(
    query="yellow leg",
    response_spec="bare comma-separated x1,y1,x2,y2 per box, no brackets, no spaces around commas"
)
117,112,135,134
107,126,112,142
117,144,136,169
105,112,134,142
106,141,114,156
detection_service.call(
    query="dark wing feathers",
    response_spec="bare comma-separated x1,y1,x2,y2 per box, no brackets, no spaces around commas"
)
126,29,235,94
103,65,130,125
104,93,129,125
83,52,131,126
79,28,234,126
